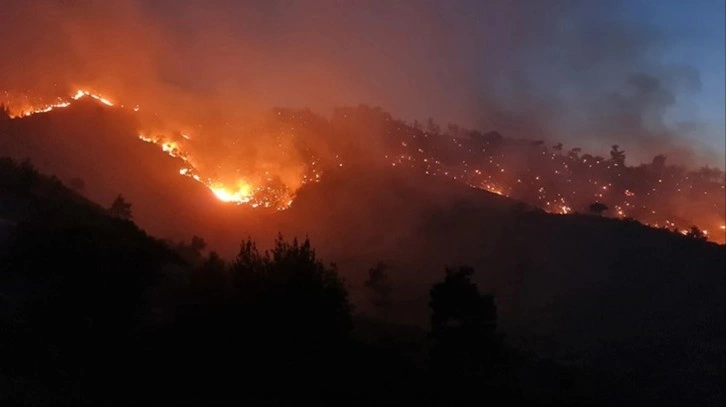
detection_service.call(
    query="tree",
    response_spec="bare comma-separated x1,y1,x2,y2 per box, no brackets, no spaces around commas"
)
651,154,667,171
109,194,132,220
190,235,207,254
568,147,582,160
0,103,10,121
364,262,393,321
426,117,440,135
174,235,208,265
552,142,563,151
686,226,707,241
588,202,608,216
429,266,497,373
610,144,626,166
231,235,352,341
695,166,725,183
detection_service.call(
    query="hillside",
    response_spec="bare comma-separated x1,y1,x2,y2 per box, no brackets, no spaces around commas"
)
0,157,623,406
1,101,725,405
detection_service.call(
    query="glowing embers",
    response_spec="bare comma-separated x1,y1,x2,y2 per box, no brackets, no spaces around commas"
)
141,133,294,209
210,182,253,204
72,90,114,106
4,89,115,118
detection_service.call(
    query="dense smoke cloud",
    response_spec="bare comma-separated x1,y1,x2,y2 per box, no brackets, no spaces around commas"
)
0,0,721,166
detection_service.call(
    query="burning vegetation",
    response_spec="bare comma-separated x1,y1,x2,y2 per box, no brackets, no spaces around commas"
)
1,89,724,242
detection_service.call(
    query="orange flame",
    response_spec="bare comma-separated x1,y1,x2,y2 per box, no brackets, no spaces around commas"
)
2,87,725,237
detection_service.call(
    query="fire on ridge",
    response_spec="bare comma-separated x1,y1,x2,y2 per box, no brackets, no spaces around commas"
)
3,88,302,210
1,88,724,243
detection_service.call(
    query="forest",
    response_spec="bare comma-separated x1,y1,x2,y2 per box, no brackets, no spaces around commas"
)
1,156,723,406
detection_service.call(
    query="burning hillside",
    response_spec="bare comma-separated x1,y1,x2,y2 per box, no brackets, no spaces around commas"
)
1,89,724,242
2,89,323,210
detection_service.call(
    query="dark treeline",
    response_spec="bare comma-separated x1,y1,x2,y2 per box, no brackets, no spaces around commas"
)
0,157,640,406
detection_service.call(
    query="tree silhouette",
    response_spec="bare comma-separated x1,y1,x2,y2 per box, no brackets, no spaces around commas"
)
610,144,626,166
426,117,440,135
190,235,207,254
0,103,10,121
686,226,707,240
173,235,209,265
364,262,393,321
651,154,667,171
231,234,352,341
568,147,582,160
695,166,725,183
588,202,608,216
109,194,132,220
429,266,497,373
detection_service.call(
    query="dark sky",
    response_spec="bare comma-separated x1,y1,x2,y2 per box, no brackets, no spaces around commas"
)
1,0,723,166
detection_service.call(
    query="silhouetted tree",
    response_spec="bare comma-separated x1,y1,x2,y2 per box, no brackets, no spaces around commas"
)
652,154,667,171
231,235,352,341
0,103,10,121
18,159,39,186
610,144,626,166
588,202,608,216
552,142,563,151
181,251,230,326
426,117,440,135
695,166,725,183
686,226,707,240
429,266,497,373
109,194,132,220
190,235,207,254
365,262,393,321
173,235,209,265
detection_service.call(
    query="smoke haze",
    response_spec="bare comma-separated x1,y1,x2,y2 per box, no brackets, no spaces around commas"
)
0,0,722,166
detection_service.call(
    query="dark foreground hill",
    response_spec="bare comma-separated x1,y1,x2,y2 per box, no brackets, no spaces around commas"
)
1,103,725,405
1,157,640,406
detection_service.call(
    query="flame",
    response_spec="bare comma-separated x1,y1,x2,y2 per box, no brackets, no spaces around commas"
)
3,89,298,209
211,182,253,203
2,87,725,237
3,89,113,117
72,90,114,106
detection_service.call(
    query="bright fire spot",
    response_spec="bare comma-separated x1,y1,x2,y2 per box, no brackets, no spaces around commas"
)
2,86,724,229
1,87,295,209
72,90,114,106
210,182,253,203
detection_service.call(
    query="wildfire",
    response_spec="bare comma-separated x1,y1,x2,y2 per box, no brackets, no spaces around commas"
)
3,88,725,241
210,182,253,204
3,88,298,209
3,89,113,118
142,133,293,209
381,112,725,244
72,90,114,106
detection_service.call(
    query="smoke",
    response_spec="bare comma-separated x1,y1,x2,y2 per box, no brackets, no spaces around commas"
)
0,0,721,167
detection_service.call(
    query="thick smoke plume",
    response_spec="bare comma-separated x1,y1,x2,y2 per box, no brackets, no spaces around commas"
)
0,0,721,167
